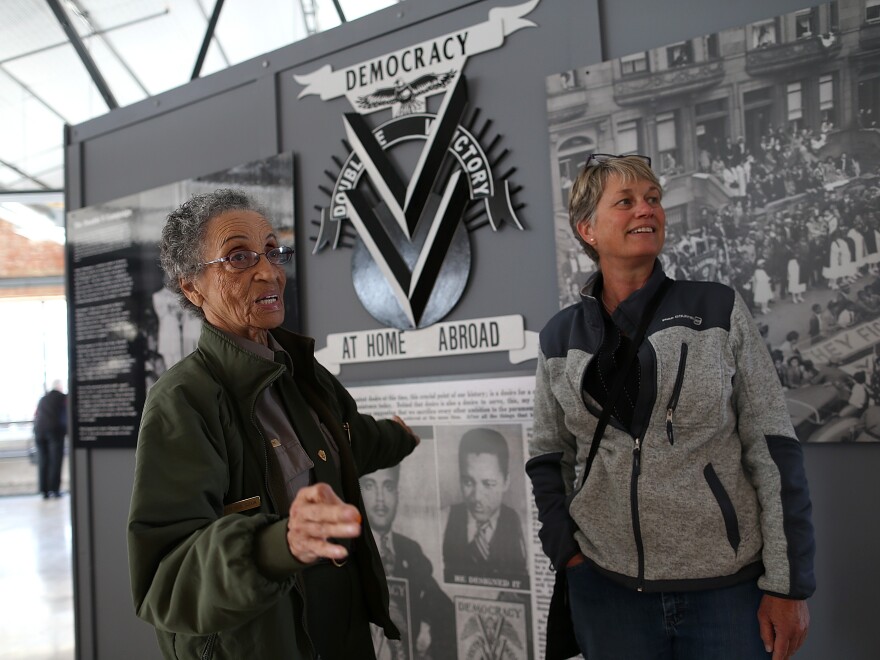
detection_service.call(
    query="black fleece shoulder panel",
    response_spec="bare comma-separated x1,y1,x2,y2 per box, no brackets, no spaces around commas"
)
655,280,735,333
539,301,603,359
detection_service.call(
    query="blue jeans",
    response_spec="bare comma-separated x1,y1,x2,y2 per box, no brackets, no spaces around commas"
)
567,562,770,660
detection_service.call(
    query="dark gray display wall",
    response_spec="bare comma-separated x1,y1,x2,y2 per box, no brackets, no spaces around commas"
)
65,1,878,658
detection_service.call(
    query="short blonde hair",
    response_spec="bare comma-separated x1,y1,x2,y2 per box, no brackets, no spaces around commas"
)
568,156,661,262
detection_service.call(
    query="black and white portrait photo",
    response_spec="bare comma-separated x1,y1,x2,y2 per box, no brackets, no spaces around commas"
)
546,0,880,444
360,436,455,660
436,424,530,590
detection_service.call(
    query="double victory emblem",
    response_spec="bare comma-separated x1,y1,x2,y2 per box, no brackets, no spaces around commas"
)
297,1,539,329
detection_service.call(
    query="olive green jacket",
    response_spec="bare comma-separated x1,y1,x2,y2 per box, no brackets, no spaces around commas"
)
128,323,416,659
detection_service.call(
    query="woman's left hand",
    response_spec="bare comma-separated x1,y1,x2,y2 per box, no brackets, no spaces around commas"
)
758,594,810,659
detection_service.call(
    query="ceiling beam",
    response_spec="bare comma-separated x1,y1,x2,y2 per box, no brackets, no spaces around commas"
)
331,0,347,23
44,0,118,110
0,157,53,191
0,190,63,202
65,0,152,97
300,0,318,35
192,0,226,80
191,0,230,66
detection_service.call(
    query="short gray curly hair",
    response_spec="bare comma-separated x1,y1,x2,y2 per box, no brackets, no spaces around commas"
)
159,188,269,317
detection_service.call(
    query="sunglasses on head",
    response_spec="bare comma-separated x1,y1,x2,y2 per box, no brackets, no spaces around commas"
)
585,153,652,168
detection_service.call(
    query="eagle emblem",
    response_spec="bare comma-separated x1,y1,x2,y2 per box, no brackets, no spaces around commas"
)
356,70,456,116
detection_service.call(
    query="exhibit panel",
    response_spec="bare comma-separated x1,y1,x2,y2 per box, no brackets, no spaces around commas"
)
65,1,880,659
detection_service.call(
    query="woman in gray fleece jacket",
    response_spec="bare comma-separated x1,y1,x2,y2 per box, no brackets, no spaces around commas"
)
526,155,814,660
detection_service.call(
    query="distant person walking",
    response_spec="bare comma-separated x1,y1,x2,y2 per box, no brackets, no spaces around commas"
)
34,380,67,499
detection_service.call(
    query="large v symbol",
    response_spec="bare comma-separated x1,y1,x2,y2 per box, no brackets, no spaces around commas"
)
342,75,471,328
346,169,470,328
343,74,468,239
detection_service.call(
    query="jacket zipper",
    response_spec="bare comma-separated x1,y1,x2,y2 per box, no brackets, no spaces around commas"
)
665,343,688,445
200,633,217,660
631,436,645,590
293,576,317,657
344,420,360,565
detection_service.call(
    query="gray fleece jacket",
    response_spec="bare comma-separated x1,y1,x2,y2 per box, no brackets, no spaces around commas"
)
527,262,815,598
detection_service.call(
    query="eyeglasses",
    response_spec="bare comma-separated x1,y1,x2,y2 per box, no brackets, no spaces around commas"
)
200,246,294,270
586,153,652,168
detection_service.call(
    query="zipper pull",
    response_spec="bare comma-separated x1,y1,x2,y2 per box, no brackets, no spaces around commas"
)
633,437,641,476
343,422,352,445
666,408,675,445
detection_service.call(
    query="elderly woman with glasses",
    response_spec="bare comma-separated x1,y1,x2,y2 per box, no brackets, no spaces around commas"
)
128,189,419,660
527,155,815,660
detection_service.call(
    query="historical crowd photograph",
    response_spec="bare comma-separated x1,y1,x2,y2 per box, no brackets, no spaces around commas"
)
546,0,880,443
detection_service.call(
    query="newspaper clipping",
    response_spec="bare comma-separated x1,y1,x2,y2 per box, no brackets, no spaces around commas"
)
350,375,567,660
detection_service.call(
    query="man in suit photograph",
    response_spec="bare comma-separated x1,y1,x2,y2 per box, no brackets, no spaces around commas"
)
442,427,529,589
362,465,455,660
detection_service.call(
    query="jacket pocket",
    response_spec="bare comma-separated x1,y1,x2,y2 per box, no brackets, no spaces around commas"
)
703,463,741,553
662,337,726,433
268,434,315,505
665,343,688,445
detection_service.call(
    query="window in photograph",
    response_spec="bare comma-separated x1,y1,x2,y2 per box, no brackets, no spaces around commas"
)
820,74,836,126
752,20,778,48
557,135,595,175
706,33,721,59
787,81,804,129
557,134,595,206
858,74,880,128
556,158,584,186
695,98,729,170
695,98,728,117
656,112,680,174
867,0,880,22
743,87,773,155
830,1,839,31
795,9,816,38
667,42,693,68
744,87,774,110
664,204,687,233
616,119,641,155
620,52,649,75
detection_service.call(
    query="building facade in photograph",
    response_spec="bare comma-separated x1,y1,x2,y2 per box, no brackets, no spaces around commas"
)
550,1,878,233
